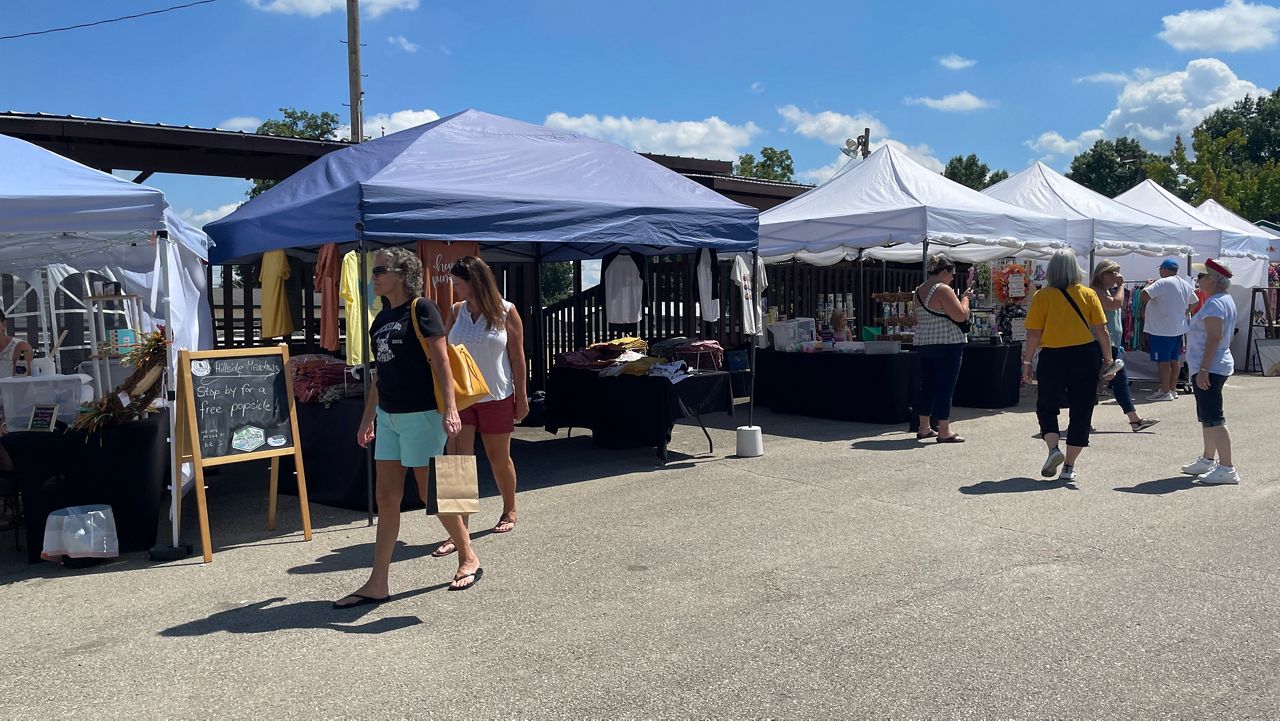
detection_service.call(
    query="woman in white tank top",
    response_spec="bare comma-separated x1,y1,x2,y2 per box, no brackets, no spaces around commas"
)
431,256,528,556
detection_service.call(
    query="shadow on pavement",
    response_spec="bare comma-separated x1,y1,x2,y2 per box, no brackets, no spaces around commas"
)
288,529,497,576
1114,476,1203,495
850,437,927,452
959,477,1078,494
159,585,446,637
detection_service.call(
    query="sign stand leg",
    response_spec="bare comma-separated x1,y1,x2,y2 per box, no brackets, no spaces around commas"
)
267,457,279,531
193,462,213,564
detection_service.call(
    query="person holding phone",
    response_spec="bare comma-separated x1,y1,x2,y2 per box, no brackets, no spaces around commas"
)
912,255,971,443
1090,261,1159,432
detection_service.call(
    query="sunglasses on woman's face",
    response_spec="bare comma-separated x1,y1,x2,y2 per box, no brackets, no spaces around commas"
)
372,265,400,276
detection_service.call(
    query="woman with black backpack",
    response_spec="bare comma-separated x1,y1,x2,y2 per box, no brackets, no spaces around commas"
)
1022,249,1118,482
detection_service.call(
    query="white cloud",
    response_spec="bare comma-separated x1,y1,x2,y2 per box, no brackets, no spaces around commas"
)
1026,129,1106,158
938,53,976,70
1075,72,1131,85
338,108,440,140
904,91,993,112
217,116,262,132
439,45,452,56
1102,58,1264,142
246,0,418,18
1029,58,1264,159
388,35,417,53
178,202,241,228
750,81,764,93
777,105,942,183
543,112,760,161
1159,0,1280,51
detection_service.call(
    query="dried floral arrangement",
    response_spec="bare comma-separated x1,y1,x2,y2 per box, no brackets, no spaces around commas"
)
71,330,169,435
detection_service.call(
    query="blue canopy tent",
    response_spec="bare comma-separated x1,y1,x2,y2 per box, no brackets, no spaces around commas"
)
206,109,763,512
206,109,757,263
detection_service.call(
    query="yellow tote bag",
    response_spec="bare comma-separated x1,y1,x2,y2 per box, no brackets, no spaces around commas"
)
410,298,491,412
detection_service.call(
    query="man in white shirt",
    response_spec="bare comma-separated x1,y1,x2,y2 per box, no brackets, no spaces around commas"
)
1140,259,1198,401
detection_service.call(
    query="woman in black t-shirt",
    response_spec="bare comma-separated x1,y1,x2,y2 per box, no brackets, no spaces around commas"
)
333,248,481,609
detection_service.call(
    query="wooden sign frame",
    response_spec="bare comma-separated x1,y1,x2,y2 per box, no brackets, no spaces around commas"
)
27,403,59,431
175,345,312,563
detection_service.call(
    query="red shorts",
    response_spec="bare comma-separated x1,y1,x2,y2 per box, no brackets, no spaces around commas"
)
459,394,516,435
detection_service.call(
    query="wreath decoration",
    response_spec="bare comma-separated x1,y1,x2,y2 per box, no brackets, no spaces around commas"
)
72,330,170,436
993,263,1030,305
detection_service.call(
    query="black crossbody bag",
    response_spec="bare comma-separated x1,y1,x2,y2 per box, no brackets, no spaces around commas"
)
916,284,972,334
1058,286,1104,364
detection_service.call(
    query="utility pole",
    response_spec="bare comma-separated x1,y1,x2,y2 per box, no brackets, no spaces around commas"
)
345,0,363,143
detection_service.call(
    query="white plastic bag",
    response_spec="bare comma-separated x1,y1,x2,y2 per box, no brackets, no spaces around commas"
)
41,504,119,561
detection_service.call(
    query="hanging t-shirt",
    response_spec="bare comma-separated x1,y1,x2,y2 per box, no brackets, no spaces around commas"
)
259,250,294,339
1143,275,1195,337
339,250,381,365
371,297,446,413
603,253,643,324
732,254,768,335
1186,293,1236,376
696,248,720,322
417,240,479,324
314,243,341,352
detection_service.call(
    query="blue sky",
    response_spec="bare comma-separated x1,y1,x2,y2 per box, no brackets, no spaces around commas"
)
3,0,1279,228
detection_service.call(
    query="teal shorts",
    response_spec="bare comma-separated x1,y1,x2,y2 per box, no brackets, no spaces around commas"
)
374,408,446,468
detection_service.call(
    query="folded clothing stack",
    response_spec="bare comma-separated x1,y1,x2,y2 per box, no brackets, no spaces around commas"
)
290,355,350,403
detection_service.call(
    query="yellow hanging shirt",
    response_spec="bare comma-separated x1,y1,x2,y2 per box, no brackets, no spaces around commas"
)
259,250,294,339
339,251,380,365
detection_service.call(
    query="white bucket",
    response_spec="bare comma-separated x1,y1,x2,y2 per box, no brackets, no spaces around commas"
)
31,357,56,377
735,426,764,458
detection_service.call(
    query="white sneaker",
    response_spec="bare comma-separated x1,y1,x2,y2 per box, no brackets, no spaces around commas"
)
1172,390,1179,400
1042,447,1066,478
1149,391,1176,402
1181,457,1216,476
1198,465,1240,485
1146,390,1167,400
1059,466,1077,482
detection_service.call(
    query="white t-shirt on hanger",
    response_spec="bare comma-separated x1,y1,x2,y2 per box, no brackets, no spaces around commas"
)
696,248,720,322
604,254,643,324
732,254,767,336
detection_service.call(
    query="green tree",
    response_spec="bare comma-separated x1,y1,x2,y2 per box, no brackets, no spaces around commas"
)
1181,88,1280,223
1065,137,1160,198
943,154,1008,189
540,262,573,306
247,108,344,199
1144,134,1191,199
734,146,795,182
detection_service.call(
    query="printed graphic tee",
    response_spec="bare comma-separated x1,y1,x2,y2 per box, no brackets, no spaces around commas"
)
371,297,445,414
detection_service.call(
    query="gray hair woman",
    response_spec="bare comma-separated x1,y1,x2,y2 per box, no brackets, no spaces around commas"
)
1021,249,1116,481
1090,260,1158,432
1180,259,1240,484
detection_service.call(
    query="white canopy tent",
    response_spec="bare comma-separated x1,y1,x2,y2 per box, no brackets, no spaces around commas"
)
983,163,1195,262
1,132,213,555
759,145,1073,266
1196,199,1280,262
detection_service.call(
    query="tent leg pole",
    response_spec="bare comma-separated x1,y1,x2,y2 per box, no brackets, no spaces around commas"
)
749,250,760,429
358,225,374,527
160,234,183,549
1089,249,1096,276
921,239,930,282
534,258,545,392
857,253,865,338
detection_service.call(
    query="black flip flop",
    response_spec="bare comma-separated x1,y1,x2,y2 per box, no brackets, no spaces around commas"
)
332,592,390,610
937,434,966,444
448,567,484,592
431,540,457,558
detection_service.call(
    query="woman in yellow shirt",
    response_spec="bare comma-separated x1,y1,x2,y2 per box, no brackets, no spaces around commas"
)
1021,249,1116,482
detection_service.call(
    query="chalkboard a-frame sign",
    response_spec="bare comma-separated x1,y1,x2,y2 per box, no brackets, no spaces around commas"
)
176,345,312,563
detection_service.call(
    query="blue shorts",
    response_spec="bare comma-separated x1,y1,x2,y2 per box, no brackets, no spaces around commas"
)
1148,334,1183,362
374,408,446,468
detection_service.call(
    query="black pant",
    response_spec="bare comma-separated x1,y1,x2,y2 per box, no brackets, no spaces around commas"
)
1036,343,1101,447
915,343,965,421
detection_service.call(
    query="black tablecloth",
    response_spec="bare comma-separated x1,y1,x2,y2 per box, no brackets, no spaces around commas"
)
953,342,1023,409
544,368,733,451
278,395,425,512
755,349,919,424
2,412,168,563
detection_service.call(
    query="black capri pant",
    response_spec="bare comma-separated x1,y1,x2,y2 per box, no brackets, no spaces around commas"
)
1036,342,1101,447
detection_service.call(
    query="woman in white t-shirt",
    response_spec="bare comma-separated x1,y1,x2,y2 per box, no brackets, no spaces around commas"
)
431,256,529,557
1179,260,1240,485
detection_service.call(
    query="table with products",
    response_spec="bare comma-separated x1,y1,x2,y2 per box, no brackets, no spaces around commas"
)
953,341,1024,409
0,412,168,563
755,348,919,423
544,367,733,461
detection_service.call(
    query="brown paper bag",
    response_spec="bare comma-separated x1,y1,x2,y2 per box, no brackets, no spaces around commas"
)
431,455,479,515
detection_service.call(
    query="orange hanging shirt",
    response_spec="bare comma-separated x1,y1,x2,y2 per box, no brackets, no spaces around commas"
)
314,243,341,352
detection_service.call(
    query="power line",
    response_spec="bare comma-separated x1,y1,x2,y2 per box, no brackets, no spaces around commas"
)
0,0,220,41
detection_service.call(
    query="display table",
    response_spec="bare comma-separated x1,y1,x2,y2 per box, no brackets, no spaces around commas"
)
544,368,733,460
278,395,426,512
1,411,168,563
953,342,1023,409
755,349,919,423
